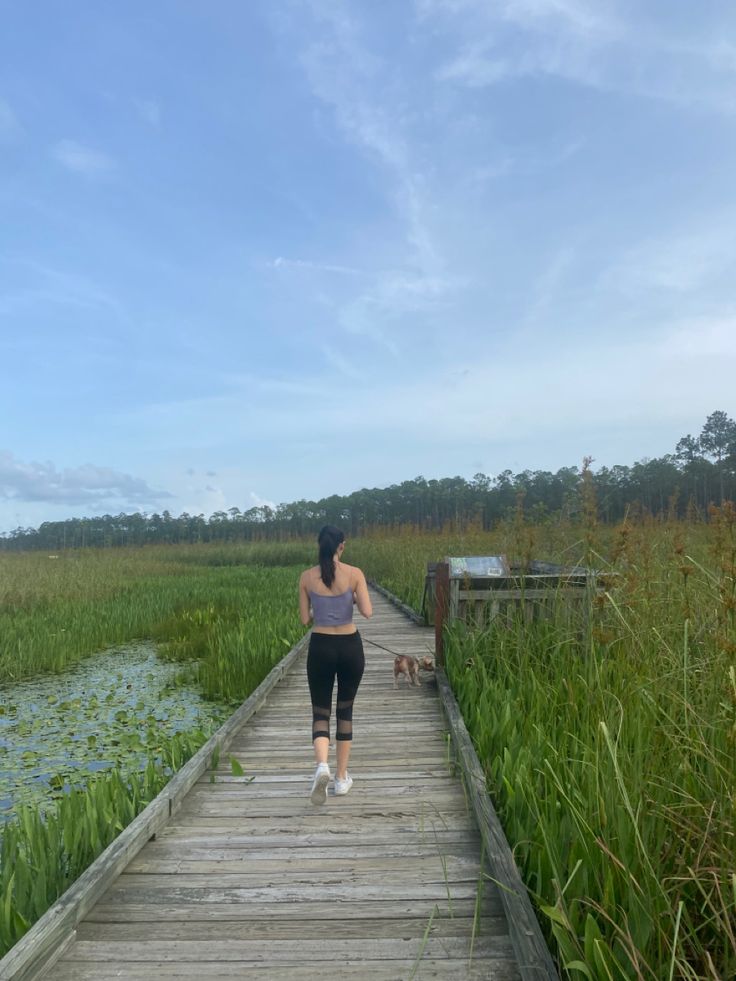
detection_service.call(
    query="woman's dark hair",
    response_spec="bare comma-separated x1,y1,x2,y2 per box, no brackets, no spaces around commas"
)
318,525,345,588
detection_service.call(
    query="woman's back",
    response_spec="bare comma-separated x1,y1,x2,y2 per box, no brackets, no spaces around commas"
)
305,562,355,596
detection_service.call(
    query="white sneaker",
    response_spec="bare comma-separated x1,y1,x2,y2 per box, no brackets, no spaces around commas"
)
334,773,353,796
310,763,330,804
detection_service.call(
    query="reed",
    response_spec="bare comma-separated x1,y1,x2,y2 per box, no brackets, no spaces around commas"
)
4,524,732,975
1,545,307,955
0,727,210,955
378,519,734,979
0,545,305,688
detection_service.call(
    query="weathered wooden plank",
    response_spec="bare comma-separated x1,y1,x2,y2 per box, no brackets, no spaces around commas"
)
47,958,520,980
172,802,471,819
182,782,463,800
77,915,508,941
158,814,480,834
435,668,559,981
95,881,495,904
116,857,483,885
201,768,453,782
45,936,517,962
127,840,481,863
368,579,426,623
152,829,480,847
86,897,493,923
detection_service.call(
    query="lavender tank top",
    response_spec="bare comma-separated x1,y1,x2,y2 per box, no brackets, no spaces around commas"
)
310,588,354,627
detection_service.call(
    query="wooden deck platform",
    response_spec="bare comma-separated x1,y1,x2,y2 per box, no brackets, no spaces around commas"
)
13,590,542,980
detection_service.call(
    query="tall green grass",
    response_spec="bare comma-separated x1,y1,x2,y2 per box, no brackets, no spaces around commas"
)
1,727,209,955
355,517,736,978
1,545,308,956
0,545,306,687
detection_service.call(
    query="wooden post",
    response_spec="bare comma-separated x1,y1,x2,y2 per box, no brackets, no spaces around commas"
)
435,561,450,667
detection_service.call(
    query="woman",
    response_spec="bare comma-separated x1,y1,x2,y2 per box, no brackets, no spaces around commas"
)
299,525,373,804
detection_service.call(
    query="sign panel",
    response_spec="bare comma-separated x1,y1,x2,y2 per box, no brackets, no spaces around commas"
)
447,555,510,578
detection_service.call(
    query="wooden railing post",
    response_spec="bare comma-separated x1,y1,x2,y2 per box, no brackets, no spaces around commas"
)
435,561,450,667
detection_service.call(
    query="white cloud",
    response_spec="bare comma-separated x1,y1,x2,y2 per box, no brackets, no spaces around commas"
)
602,221,736,296
52,140,115,177
270,256,363,276
665,314,736,359
0,452,170,508
299,4,443,278
117,308,735,455
246,490,276,510
426,0,736,114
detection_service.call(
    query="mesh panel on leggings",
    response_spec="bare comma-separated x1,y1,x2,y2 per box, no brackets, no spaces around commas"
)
336,698,355,741
312,706,330,742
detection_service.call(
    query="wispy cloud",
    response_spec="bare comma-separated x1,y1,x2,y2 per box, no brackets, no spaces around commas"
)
52,139,116,177
287,2,465,358
470,136,584,185
602,221,736,296
425,0,736,113
270,256,363,276
0,259,126,322
0,452,170,508
120,309,736,451
246,490,276,510
666,314,736,359
299,4,442,274
336,276,449,357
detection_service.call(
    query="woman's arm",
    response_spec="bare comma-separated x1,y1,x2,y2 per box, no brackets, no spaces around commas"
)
298,573,312,627
353,568,373,619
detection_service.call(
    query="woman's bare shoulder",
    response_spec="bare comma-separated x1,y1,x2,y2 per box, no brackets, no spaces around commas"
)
343,562,366,581
300,566,319,585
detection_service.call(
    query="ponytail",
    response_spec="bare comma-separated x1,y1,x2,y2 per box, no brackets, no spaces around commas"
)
317,525,344,588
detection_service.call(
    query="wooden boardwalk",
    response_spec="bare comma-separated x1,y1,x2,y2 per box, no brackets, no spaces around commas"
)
35,590,523,980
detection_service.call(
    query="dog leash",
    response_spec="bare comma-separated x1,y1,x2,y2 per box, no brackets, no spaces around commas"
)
363,638,433,658
362,638,400,655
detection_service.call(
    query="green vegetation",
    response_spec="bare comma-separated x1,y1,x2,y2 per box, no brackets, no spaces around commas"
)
2,514,734,975
355,513,736,979
1,642,230,820
0,547,307,956
1,727,209,955
0,545,306,691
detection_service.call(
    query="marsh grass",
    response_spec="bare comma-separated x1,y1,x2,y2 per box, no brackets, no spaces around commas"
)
0,544,307,956
3,525,733,974
376,519,734,979
0,545,305,688
0,727,209,955
351,520,734,978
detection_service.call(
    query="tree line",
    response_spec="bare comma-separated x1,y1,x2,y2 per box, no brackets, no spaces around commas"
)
2,410,735,552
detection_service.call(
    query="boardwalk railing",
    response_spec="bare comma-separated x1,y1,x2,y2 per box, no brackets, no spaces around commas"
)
0,635,310,981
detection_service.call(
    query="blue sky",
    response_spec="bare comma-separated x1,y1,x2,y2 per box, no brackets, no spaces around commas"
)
1,0,735,533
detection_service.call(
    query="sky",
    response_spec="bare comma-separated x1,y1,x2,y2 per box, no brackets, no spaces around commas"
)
1,0,736,533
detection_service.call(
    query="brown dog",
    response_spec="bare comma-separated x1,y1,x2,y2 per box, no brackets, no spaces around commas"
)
393,654,435,688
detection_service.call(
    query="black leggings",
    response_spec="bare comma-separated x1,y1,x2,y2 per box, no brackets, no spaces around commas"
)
307,631,365,743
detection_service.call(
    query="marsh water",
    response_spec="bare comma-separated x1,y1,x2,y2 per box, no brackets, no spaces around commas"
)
0,642,232,821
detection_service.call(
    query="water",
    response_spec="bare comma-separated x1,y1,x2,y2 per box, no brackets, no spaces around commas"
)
0,642,231,821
